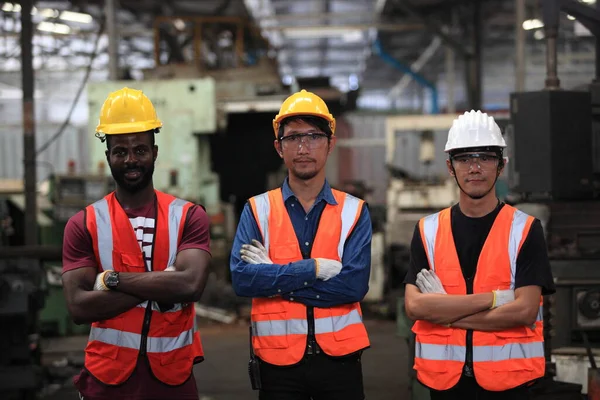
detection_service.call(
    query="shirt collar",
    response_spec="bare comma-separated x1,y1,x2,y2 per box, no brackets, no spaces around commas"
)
282,177,338,206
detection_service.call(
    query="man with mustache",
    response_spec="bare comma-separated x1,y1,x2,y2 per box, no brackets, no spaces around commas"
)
404,110,555,399
61,87,211,400
230,89,372,399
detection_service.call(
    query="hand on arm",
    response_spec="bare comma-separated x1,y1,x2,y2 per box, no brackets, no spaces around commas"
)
63,267,144,325
230,204,317,298
449,285,541,331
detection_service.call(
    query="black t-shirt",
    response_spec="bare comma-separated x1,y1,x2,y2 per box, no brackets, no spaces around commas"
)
404,202,556,295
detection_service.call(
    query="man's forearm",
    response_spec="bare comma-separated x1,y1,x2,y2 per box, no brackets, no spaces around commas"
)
71,290,143,325
450,300,535,331
407,292,494,325
231,259,317,298
116,271,202,303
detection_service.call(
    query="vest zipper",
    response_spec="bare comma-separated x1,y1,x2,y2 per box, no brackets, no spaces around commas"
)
307,306,316,353
140,194,158,357
301,202,325,355
465,276,474,375
139,304,152,356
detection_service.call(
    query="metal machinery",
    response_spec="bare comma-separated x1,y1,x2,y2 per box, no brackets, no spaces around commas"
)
507,0,600,397
0,172,116,399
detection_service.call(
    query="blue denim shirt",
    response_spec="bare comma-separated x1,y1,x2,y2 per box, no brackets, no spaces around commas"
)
229,178,372,308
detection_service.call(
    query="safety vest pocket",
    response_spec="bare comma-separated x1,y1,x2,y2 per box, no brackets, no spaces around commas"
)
251,300,291,350
116,251,146,272
270,243,302,264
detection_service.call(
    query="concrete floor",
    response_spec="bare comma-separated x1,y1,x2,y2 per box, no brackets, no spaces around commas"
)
41,319,409,400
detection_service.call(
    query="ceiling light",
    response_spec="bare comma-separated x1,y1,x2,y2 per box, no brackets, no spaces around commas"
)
59,10,92,24
567,15,576,20
2,2,20,12
283,27,364,40
38,21,71,34
173,18,186,30
522,19,544,30
39,8,59,18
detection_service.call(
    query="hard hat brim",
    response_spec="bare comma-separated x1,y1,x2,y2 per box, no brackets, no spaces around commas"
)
96,120,163,135
272,112,336,137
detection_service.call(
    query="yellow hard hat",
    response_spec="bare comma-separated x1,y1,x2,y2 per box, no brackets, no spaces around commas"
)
95,87,162,135
272,89,336,137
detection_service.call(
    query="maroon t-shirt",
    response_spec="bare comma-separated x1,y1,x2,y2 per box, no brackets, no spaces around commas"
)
62,201,210,400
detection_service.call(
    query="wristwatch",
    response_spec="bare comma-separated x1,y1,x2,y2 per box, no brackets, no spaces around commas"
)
104,271,120,290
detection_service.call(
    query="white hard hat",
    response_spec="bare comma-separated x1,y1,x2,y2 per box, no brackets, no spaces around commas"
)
444,110,506,153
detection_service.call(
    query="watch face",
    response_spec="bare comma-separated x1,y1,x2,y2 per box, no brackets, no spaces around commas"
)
106,272,119,287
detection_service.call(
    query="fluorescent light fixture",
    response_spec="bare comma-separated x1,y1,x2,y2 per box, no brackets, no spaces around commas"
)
2,2,20,12
283,27,364,39
59,10,92,24
567,15,576,20
39,8,59,18
38,21,71,34
173,18,186,30
580,0,595,4
522,18,544,30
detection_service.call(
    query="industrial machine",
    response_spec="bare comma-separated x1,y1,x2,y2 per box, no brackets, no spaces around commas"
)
506,0,600,396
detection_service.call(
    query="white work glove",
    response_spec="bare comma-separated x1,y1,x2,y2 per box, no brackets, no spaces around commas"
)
491,289,515,309
415,269,447,294
93,271,109,291
315,258,343,281
240,239,273,264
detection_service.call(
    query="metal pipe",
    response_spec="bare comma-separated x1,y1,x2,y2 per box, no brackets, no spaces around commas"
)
20,0,37,246
515,0,526,92
373,39,439,114
471,0,483,109
0,245,62,260
542,0,560,89
596,0,600,81
105,0,119,80
446,11,457,113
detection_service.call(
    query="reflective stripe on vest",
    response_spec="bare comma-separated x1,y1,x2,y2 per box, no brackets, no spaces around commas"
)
252,308,364,337
90,326,195,353
416,341,544,362
415,205,545,391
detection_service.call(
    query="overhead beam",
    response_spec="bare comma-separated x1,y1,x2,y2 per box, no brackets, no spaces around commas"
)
262,22,424,33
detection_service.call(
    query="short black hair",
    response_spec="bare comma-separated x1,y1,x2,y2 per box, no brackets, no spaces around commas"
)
278,115,333,139
106,129,157,150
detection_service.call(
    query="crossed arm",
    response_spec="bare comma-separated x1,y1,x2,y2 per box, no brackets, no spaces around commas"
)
62,248,211,325
404,283,541,331
229,203,372,307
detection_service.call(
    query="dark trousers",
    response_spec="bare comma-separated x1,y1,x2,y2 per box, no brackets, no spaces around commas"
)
258,352,364,400
429,375,531,400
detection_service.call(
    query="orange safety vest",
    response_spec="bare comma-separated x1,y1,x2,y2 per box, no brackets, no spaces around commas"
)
412,205,545,391
83,190,204,386
248,187,370,366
